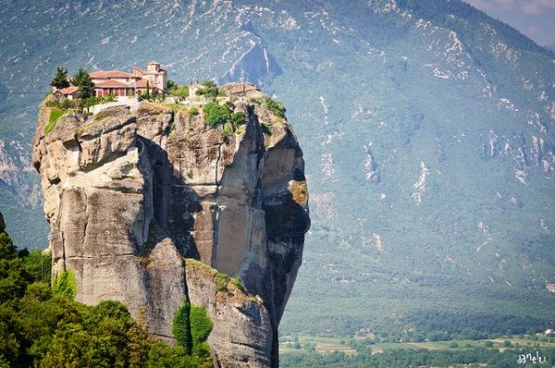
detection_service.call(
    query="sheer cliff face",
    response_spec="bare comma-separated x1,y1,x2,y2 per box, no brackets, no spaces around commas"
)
32,83,309,368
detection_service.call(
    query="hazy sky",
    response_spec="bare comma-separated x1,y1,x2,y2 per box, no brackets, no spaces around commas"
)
462,0,555,46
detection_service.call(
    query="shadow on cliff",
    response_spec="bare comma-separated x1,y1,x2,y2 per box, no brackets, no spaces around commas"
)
261,185,310,368
138,137,202,259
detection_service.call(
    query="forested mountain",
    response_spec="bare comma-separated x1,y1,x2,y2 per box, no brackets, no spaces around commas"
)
1,0,554,343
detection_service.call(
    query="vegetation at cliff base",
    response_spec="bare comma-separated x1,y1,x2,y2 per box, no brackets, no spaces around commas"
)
52,269,76,300
0,215,213,368
173,302,192,353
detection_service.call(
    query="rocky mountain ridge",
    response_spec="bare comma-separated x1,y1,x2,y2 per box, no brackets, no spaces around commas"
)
31,83,309,367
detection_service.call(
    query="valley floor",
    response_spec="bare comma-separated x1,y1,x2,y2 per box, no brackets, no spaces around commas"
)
280,334,555,367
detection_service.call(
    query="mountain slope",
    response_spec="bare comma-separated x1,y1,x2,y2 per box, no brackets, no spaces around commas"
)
1,0,554,340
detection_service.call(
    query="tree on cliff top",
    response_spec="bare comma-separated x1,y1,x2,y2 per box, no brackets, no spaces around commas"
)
50,67,70,89
72,68,95,99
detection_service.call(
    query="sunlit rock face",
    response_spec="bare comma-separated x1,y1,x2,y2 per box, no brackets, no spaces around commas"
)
32,83,310,367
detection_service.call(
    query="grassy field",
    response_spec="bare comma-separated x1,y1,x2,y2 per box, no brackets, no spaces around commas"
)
280,334,555,355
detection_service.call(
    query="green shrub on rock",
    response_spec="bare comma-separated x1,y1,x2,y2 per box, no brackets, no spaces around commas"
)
52,270,76,300
172,300,213,359
203,102,231,127
172,301,192,354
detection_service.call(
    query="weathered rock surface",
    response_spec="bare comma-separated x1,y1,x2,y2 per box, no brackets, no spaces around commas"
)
32,83,310,367
185,259,273,367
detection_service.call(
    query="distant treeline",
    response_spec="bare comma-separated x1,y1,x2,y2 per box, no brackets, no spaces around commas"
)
374,309,550,343
281,347,555,368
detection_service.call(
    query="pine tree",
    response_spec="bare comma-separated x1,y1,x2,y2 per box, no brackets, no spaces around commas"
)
50,67,70,89
72,68,95,99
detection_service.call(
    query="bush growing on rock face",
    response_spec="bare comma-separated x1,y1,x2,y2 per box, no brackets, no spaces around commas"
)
263,98,286,118
190,305,214,356
215,272,229,292
221,123,234,142
172,300,213,359
231,111,247,125
202,102,231,127
202,101,248,141
173,301,192,354
249,97,286,119
260,122,272,135
52,270,77,300
231,277,245,293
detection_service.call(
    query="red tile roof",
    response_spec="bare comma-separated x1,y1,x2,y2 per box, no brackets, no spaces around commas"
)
94,80,133,88
90,70,136,79
57,86,79,95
